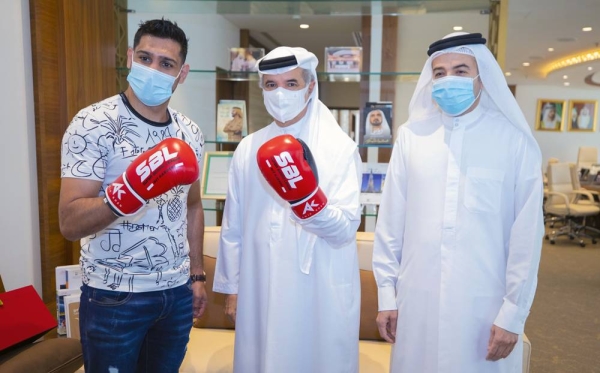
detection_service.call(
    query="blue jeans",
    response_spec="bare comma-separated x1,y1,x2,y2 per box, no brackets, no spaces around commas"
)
79,283,193,373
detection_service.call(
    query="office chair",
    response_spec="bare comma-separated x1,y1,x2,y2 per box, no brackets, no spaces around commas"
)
544,162,600,247
570,163,600,206
576,146,598,172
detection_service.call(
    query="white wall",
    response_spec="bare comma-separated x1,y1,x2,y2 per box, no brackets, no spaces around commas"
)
0,0,41,292
128,7,240,226
0,2,239,290
515,84,600,168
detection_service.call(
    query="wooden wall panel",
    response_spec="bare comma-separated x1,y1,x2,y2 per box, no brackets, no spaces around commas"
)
378,15,398,163
30,0,68,304
61,1,117,119
30,0,118,303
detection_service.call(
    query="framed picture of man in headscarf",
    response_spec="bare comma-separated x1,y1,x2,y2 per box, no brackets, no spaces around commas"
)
361,102,393,146
535,99,565,131
567,100,597,132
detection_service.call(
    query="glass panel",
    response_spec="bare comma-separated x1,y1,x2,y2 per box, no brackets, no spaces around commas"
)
129,1,491,16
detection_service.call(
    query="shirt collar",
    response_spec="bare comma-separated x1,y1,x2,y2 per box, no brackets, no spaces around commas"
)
441,103,484,128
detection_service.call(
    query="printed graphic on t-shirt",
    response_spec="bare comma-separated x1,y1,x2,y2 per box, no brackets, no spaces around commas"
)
61,94,204,292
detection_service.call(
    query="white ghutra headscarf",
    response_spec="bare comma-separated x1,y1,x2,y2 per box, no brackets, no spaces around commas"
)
256,47,359,274
408,32,538,146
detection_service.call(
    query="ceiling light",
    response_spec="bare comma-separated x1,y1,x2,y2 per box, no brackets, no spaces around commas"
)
563,75,568,79
300,24,309,29
588,66,594,71
564,82,570,86
583,27,593,32
542,47,600,76
505,72,512,76
522,62,530,67
453,26,463,31
548,48,554,52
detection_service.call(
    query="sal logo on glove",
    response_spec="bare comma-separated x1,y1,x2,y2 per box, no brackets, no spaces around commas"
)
136,146,179,190
105,138,199,217
269,151,303,191
257,135,328,219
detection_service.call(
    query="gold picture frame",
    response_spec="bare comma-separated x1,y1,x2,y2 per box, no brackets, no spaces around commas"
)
200,151,234,200
567,100,597,132
535,99,565,131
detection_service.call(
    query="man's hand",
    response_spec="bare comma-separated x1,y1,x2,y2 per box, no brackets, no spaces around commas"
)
191,282,207,319
486,325,518,361
225,294,238,325
376,310,398,343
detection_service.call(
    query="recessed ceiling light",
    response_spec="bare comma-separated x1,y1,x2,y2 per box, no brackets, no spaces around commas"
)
563,75,568,79
588,66,594,71
548,47,554,52
505,72,512,76
564,82,570,86
300,24,309,29
453,26,463,31
583,27,593,32
522,62,530,67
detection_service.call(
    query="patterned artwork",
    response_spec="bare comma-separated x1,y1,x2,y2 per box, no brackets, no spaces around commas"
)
62,93,204,292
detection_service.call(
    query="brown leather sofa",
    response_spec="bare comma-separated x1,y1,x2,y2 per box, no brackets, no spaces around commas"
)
180,228,531,373
0,276,83,373
0,338,83,373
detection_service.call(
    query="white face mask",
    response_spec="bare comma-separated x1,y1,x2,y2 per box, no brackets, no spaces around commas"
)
263,85,310,123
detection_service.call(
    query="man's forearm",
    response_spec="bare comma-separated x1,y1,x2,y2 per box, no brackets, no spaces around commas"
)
59,196,118,241
187,200,205,274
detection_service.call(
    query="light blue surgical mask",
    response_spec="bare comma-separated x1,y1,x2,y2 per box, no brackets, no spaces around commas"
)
432,74,481,116
127,58,182,107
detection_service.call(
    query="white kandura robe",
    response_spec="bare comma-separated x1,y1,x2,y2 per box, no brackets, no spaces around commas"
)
373,105,544,373
214,101,362,373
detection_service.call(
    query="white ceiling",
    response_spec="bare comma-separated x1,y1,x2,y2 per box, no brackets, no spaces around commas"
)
131,0,600,88
506,0,600,88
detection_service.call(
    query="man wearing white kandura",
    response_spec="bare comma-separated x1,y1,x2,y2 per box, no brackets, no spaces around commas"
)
373,32,544,373
213,46,362,373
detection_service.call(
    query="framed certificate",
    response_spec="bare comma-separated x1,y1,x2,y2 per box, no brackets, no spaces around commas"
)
201,151,234,199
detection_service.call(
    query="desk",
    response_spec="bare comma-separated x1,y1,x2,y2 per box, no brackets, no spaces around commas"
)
576,183,600,230
580,178,600,189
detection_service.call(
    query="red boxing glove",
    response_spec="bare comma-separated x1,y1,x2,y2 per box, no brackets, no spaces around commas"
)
257,134,327,219
105,138,199,216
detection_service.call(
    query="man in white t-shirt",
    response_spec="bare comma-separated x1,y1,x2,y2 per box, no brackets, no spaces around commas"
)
59,19,206,373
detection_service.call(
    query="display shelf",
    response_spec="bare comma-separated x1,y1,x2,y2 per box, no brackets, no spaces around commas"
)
215,70,420,81
205,139,391,148
117,67,419,82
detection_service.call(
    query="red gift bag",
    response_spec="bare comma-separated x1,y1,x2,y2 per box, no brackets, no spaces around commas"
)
0,285,58,352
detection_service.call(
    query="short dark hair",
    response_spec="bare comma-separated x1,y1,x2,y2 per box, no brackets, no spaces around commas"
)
133,18,189,63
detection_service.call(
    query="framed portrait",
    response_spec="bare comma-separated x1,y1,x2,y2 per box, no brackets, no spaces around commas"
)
360,102,393,146
535,99,565,131
567,100,597,132
201,151,234,200
229,47,264,72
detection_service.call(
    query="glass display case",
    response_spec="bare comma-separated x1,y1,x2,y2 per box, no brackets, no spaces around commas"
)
123,0,494,227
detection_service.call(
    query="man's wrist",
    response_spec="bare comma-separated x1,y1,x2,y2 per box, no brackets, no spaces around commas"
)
190,272,206,283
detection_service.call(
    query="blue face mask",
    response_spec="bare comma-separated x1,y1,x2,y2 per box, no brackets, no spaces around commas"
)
431,75,480,116
127,59,181,107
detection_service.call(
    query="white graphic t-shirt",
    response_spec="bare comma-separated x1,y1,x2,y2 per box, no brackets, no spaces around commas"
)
61,93,204,292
